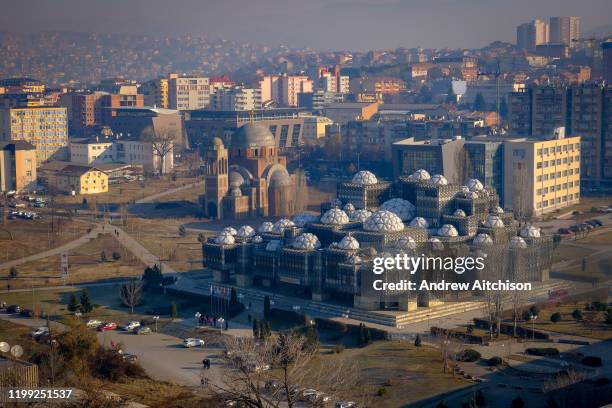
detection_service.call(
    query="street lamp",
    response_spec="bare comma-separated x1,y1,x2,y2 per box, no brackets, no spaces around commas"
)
530,314,538,340
153,315,159,332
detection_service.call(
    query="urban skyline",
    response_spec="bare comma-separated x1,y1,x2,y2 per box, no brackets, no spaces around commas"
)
2,0,612,50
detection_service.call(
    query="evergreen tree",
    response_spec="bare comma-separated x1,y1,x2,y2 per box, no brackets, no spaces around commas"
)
414,333,422,347
169,302,178,320
79,290,93,314
230,288,238,308
263,295,271,320
572,309,583,321
9,266,18,279
100,251,107,263
445,84,456,104
511,396,525,408
499,97,509,119
473,92,486,111
252,318,260,339
67,293,80,313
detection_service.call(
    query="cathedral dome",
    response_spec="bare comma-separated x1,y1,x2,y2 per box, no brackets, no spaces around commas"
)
351,170,378,185
343,203,355,212
232,123,275,148
363,210,404,232
269,169,292,188
211,137,224,149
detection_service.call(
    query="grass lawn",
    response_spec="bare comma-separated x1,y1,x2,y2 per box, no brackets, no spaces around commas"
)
55,176,200,206
3,234,146,290
119,217,203,273
518,303,612,340
309,341,469,407
0,319,47,359
0,217,91,263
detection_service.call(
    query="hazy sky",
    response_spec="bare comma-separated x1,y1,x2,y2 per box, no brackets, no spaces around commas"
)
2,0,611,51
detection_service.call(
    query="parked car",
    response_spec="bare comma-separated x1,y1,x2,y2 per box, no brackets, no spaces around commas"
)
309,391,330,405
591,219,604,226
572,210,584,215
6,305,20,313
299,389,318,402
265,380,281,392
86,319,102,328
19,308,34,317
335,402,357,408
122,321,141,331
98,322,117,331
558,227,570,235
31,326,49,338
122,353,138,363
0,301,7,309
183,338,205,348
135,326,152,335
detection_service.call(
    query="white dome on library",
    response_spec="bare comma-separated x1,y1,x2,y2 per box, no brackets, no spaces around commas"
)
379,198,416,221
321,208,350,225
292,233,321,250
363,210,404,232
351,170,378,185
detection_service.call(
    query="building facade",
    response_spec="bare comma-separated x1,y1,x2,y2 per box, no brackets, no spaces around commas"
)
201,123,295,220
211,87,262,111
549,16,581,47
517,19,549,52
0,106,68,163
503,135,581,216
168,74,210,110
55,165,109,195
0,141,37,192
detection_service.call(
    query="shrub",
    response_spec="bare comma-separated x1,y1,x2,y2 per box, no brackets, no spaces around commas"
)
511,396,525,408
582,356,602,367
458,349,481,362
169,302,178,320
112,251,121,261
376,387,387,397
529,305,540,317
522,310,533,322
178,225,186,237
315,318,348,334
8,266,18,279
89,347,146,381
550,312,562,323
100,251,107,262
591,301,607,311
332,345,345,354
572,309,583,321
414,334,422,347
383,378,396,387
487,356,503,366
526,347,559,356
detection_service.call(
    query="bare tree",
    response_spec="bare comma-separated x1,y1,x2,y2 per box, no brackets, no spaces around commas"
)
509,290,526,338
512,163,532,224
119,280,143,314
141,126,175,176
293,168,309,213
206,332,367,408
183,151,202,176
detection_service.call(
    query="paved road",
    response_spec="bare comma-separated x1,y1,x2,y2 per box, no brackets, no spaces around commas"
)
0,312,226,388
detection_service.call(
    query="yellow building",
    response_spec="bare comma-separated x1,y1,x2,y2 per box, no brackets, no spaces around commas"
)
0,141,37,192
0,106,68,163
504,135,581,217
56,165,108,195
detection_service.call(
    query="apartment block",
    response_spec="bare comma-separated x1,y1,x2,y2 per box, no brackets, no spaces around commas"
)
211,87,262,111
0,141,37,192
504,135,581,216
0,106,68,163
168,74,210,110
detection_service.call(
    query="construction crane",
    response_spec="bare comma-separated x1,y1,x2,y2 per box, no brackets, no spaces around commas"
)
476,60,502,130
